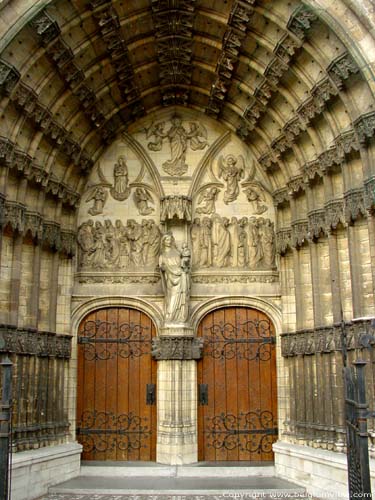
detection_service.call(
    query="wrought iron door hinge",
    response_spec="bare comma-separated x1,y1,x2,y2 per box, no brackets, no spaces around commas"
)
146,383,156,405
199,384,208,405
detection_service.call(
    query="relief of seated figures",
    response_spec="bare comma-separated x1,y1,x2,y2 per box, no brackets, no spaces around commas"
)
77,218,162,271
190,214,276,270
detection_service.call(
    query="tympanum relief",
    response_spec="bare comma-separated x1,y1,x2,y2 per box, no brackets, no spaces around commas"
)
145,114,208,176
77,218,162,271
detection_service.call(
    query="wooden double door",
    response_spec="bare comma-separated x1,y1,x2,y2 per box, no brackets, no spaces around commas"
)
76,307,157,461
198,306,277,461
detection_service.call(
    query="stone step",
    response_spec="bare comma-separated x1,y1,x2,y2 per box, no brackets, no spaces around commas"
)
80,461,276,477
47,474,307,498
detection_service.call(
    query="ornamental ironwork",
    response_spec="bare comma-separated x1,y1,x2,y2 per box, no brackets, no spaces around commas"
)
78,319,151,360
203,318,275,361
76,410,151,454
204,410,277,454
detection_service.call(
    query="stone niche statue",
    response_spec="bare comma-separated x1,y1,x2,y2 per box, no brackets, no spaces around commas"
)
159,233,191,325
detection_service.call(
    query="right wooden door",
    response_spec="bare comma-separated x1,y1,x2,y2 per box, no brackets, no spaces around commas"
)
197,306,277,461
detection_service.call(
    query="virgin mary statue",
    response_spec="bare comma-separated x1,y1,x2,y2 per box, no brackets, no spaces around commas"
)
159,233,190,324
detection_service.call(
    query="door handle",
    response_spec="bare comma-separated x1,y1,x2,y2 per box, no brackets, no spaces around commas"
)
199,384,208,405
146,383,156,405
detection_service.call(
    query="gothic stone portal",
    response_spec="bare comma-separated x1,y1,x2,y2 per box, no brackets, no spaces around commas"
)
76,308,157,461
198,307,278,461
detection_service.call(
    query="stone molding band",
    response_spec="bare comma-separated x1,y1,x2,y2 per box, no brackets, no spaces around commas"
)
281,319,375,357
0,324,72,358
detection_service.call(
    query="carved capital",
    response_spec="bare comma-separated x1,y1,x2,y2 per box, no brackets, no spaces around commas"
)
287,5,318,39
24,211,43,240
29,10,61,45
0,59,20,95
287,175,305,196
291,219,309,248
344,188,367,223
4,200,25,233
324,199,345,231
42,220,61,251
272,187,289,206
152,336,204,360
303,160,323,182
258,150,278,171
364,176,375,211
308,209,327,239
160,195,192,222
60,229,76,256
327,52,359,89
335,129,360,155
276,228,292,255
311,77,338,107
354,111,375,144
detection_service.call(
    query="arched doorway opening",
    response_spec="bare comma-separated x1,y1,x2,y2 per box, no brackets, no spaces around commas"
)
197,306,277,462
76,307,157,461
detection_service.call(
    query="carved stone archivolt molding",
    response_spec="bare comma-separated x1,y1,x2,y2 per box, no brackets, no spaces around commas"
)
152,336,204,360
0,324,72,358
281,319,375,357
191,271,279,284
76,272,160,284
0,199,75,255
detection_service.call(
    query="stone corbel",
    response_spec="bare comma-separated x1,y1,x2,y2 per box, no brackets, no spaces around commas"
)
151,336,204,360
344,188,367,224
29,9,61,46
354,111,375,144
291,219,309,248
287,5,318,40
276,228,292,255
324,199,345,232
3,200,25,233
364,176,375,212
327,52,360,90
307,209,327,240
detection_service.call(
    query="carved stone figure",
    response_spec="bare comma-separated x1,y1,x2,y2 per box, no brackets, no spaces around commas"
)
196,186,219,214
159,233,191,324
211,214,231,267
146,115,208,176
77,218,161,271
189,214,277,271
160,195,192,222
133,187,154,215
86,185,108,216
244,184,268,215
218,154,245,204
110,156,130,201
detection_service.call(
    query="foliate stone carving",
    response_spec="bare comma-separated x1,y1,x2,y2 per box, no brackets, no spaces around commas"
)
327,52,359,89
287,5,318,40
29,9,61,45
146,115,208,176
3,200,25,233
303,160,322,182
318,147,343,171
24,211,43,239
264,57,288,86
287,175,305,195
283,116,306,142
297,97,323,123
236,121,253,141
311,78,339,107
190,215,276,270
218,154,245,204
364,176,375,211
162,89,189,107
152,336,204,360
271,134,293,156
291,219,309,248
308,209,327,239
60,230,76,256
0,60,20,95
344,188,367,223
272,188,290,206
258,151,278,171
77,273,160,284
0,136,14,160
324,199,345,231
244,101,265,122
276,228,292,255
274,34,302,64
335,130,360,155
192,272,279,284
254,80,273,106
43,221,61,251
229,1,255,32
159,233,191,325
0,324,71,359
133,188,155,215
354,111,375,144
160,195,192,222
196,187,219,215
77,218,162,271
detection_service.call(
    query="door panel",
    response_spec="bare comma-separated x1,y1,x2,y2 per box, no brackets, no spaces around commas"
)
76,307,156,461
198,306,277,461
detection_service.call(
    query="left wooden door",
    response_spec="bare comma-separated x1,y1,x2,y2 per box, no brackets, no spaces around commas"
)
76,307,157,461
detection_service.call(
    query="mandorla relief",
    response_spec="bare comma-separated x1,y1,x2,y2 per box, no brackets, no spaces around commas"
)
145,114,208,176
159,233,191,324
77,218,162,271
84,158,154,217
190,215,276,270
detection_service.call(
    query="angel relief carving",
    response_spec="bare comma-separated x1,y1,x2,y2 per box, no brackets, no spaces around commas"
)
133,187,154,215
218,154,245,204
145,114,208,176
110,156,130,201
244,184,268,215
86,185,108,216
196,187,220,215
